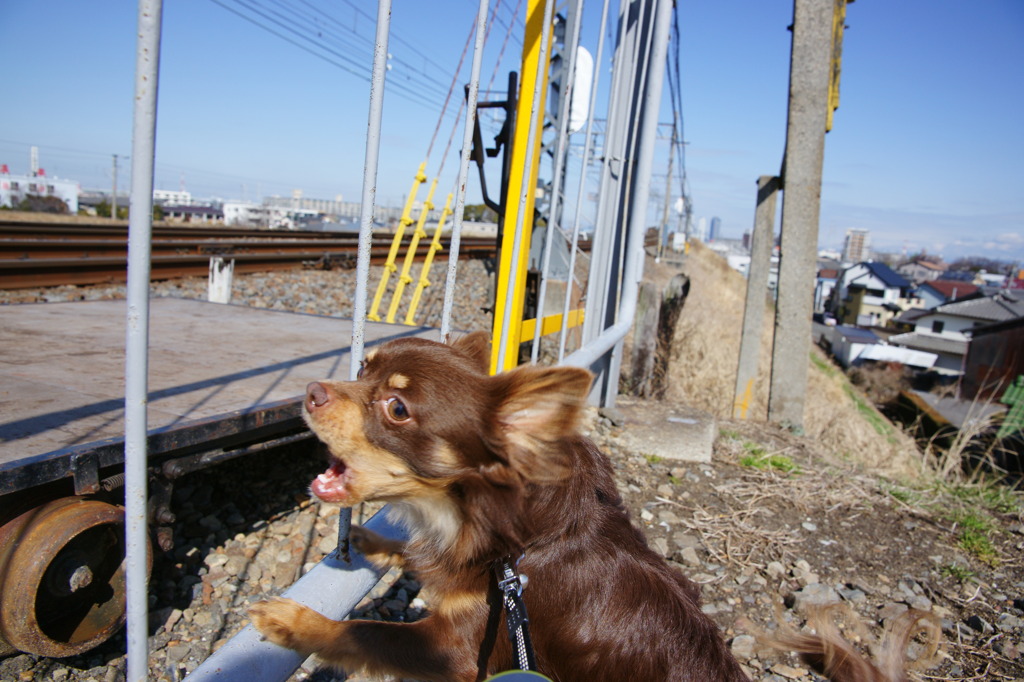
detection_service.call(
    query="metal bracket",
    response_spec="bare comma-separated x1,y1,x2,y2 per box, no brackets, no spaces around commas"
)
70,451,100,495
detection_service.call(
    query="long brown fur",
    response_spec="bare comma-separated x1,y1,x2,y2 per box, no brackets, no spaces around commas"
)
249,332,924,681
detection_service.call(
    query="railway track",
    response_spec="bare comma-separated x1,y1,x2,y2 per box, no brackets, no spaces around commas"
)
0,218,498,289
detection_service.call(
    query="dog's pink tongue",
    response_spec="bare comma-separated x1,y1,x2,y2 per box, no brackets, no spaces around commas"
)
311,460,349,502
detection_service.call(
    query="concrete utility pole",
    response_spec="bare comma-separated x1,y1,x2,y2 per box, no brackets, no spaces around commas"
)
734,175,779,419
767,0,834,429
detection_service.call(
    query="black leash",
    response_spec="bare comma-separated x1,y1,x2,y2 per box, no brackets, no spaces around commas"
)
493,554,536,672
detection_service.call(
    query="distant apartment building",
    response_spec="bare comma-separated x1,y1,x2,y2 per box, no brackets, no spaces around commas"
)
841,228,870,264
708,216,722,241
0,164,79,213
153,189,193,206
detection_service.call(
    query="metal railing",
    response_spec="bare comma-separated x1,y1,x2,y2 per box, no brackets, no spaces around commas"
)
116,0,674,679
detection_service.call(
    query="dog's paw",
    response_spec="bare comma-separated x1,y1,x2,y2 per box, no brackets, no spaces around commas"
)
249,597,322,652
350,525,406,567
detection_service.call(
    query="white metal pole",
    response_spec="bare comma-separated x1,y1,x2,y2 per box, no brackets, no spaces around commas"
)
441,0,491,341
531,0,585,362
558,0,611,362
124,1,163,679
340,0,393,559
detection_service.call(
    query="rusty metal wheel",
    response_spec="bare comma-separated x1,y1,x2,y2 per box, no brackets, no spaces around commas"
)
0,496,151,657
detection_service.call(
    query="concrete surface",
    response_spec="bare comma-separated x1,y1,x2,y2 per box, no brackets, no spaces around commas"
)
612,396,717,463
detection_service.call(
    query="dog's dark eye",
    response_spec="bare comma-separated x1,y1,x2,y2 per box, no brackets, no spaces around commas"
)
385,397,410,421
357,362,365,379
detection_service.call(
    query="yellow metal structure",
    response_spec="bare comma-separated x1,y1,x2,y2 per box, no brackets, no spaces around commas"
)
368,161,427,321
826,0,849,132
489,0,552,374
518,308,584,344
386,177,438,323
404,192,454,326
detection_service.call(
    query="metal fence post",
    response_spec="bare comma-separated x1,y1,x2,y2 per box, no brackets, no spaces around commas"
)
441,0,491,340
124,1,163,679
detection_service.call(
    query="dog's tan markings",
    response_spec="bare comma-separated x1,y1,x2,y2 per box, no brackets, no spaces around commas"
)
364,348,378,364
432,442,463,471
431,589,486,619
389,494,463,552
387,372,411,389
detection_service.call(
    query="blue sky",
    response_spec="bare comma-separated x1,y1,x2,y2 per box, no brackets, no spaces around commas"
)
2,0,1022,263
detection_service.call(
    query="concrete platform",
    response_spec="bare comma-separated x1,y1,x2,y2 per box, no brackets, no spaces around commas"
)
611,396,716,463
0,298,438,467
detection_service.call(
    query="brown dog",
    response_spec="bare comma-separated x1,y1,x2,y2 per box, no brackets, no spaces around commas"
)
249,333,906,681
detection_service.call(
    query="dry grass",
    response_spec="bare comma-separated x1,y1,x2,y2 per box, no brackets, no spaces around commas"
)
655,241,922,478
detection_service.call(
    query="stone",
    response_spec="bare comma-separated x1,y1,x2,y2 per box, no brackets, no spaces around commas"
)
730,634,757,661
965,614,994,635
673,532,702,549
766,561,787,580
771,663,810,679
792,583,840,612
652,537,670,558
679,546,702,568
878,602,909,625
837,585,867,603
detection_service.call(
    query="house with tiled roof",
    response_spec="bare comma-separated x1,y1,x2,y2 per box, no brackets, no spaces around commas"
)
916,279,980,309
896,258,947,283
830,261,920,327
888,291,1024,376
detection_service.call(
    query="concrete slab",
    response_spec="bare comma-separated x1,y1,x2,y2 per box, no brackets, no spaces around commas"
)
0,298,439,466
611,396,716,463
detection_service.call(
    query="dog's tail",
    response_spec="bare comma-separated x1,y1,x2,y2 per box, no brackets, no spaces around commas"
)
757,605,941,682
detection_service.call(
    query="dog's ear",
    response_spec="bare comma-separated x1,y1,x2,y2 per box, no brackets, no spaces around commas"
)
492,365,593,483
451,331,491,373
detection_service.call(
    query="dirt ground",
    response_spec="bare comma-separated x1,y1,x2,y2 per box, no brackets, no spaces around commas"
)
589,408,1024,681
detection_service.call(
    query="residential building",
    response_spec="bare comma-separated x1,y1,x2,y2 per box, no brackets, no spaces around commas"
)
916,280,979,310
830,261,917,327
829,325,937,370
0,165,79,213
962,317,1024,402
896,258,946,283
888,291,1024,377
161,204,223,223
841,228,870,263
814,266,839,314
154,189,193,206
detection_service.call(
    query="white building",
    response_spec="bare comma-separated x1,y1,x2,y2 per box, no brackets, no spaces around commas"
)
223,201,270,227
0,165,79,213
153,189,193,205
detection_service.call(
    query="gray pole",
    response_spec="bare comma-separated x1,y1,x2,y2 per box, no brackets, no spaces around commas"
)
532,0,584,361
350,0,392,378
441,0,490,341
342,0,393,559
767,0,833,428
124,1,162,679
558,0,612,362
733,175,779,419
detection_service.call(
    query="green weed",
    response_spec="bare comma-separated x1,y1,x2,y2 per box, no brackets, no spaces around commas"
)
940,564,976,581
739,443,799,474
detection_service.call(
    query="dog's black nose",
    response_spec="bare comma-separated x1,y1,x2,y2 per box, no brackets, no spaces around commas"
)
306,382,330,411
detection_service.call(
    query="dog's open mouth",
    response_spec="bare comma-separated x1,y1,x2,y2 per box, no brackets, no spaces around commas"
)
312,458,352,503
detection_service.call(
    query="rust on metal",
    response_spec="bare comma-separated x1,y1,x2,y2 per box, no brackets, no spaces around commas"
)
0,496,151,657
